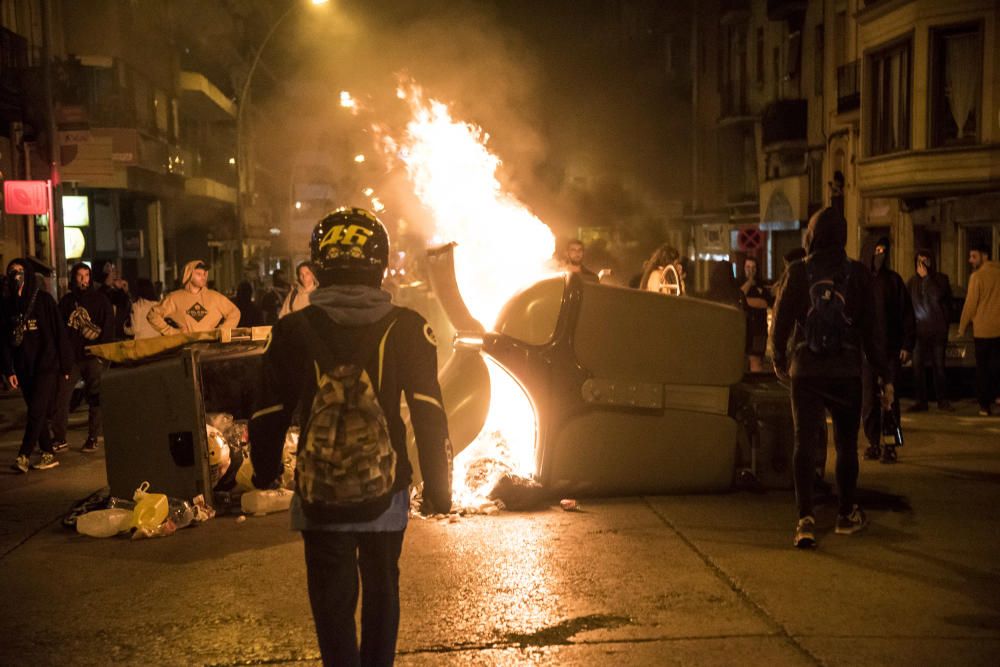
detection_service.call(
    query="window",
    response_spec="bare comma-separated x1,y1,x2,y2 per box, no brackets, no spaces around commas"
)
721,25,748,116
814,24,824,96
930,24,981,147
868,39,911,155
756,28,764,85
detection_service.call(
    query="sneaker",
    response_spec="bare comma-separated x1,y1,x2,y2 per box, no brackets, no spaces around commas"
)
863,445,881,460
880,445,897,464
978,409,992,417
80,438,99,454
906,402,928,413
835,505,868,535
937,402,954,412
11,455,29,474
50,441,69,453
32,453,59,470
794,516,817,549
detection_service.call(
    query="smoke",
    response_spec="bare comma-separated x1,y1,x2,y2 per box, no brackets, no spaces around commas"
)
256,0,690,268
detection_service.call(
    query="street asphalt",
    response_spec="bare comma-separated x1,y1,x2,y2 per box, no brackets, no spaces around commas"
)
0,390,998,666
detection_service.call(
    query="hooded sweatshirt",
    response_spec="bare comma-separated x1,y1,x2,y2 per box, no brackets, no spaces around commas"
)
907,255,952,340
250,284,452,524
278,272,317,319
770,208,889,380
1,259,72,378
959,260,1000,339
147,260,240,335
860,236,915,354
58,262,117,361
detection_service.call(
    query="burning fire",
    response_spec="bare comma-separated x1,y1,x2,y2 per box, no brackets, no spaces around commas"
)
390,83,556,330
451,357,538,508
359,82,554,509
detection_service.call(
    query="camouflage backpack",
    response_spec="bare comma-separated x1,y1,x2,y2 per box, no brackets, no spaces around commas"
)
296,309,397,518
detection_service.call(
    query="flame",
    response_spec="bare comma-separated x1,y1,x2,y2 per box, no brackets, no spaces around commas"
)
452,357,538,509
391,84,556,329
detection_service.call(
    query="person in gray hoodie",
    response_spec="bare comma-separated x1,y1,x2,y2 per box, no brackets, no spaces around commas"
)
250,207,451,666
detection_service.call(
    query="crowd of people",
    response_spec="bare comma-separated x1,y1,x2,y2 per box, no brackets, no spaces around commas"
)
0,256,326,475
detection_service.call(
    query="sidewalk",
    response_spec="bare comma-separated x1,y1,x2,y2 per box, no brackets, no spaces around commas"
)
0,397,997,665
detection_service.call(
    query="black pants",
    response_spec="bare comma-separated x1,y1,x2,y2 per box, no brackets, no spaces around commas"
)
862,355,900,448
912,337,948,404
302,530,405,667
52,357,104,441
791,376,863,517
18,371,59,457
974,337,1000,411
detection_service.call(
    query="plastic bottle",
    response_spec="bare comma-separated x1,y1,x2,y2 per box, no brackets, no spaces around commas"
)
241,488,294,515
132,481,169,530
167,500,194,530
76,509,134,538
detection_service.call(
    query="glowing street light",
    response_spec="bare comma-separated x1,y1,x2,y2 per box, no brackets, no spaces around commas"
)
294,201,303,210
354,154,366,163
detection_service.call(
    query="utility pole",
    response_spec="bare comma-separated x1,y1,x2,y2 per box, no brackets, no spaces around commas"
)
42,0,66,293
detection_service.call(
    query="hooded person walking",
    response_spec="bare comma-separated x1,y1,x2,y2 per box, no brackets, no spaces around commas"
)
52,262,116,454
147,260,240,335
2,259,73,472
278,261,319,318
770,207,892,548
860,236,915,461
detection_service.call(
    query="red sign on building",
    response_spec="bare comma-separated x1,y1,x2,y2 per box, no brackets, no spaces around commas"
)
3,180,51,215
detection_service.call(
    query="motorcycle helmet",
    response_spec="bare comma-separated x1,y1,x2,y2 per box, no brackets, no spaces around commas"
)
310,207,390,287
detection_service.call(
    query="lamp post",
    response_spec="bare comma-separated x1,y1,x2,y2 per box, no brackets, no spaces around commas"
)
234,0,328,274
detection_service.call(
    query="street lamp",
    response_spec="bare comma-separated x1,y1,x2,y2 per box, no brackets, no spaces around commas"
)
234,0,329,271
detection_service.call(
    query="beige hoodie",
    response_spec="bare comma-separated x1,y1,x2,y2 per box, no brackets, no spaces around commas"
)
959,260,1000,339
147,260,241,335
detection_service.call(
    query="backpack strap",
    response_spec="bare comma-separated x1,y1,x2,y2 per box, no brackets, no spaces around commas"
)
298,306,399,379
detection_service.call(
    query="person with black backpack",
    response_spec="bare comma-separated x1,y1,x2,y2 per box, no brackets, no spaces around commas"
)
250,207,452,666
770,207,893,549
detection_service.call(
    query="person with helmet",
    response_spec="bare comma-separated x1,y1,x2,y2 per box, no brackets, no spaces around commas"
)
249,207,452,666
147,260,240,335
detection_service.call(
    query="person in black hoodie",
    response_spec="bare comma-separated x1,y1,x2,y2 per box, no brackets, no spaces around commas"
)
233,281,264,327
51,262,116,453
907,250,953,412
860,236,915,461
2,259,73,473
250,207,451,666
771,207,892,548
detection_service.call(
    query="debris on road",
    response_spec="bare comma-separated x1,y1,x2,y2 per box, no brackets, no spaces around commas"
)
559,499,578,512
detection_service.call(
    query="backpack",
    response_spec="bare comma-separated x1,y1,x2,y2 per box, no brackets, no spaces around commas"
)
802,259,853,356
295,308,398,519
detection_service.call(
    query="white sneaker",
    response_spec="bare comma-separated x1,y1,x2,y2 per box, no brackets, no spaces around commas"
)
11,455,29,474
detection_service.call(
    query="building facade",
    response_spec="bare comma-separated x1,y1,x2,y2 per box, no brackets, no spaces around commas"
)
688,0,1000,295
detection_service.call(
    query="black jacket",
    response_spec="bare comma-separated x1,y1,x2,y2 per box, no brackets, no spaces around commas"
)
907,260,952,341
1,261,73,379
771,209,889,381
250,302,452,521
861,237,916,354
59,263,116,362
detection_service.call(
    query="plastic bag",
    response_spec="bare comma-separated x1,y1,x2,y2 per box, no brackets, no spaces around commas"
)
76,509,133,538
241,488,293,515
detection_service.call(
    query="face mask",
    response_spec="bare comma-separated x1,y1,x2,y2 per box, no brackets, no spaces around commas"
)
8,270,24,289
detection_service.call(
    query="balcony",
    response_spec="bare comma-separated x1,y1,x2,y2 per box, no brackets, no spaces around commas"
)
836,60,860,114
179,71,236,122
767,0,808,22
761,99,807,150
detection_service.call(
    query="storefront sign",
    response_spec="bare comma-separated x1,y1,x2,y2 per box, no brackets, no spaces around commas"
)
3,180,51,215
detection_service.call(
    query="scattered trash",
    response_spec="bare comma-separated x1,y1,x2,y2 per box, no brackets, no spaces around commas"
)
132,481,168,531
241,488,293,515
235,515,247,524
559,499,578,512
76,509,133,538
488,473,547,511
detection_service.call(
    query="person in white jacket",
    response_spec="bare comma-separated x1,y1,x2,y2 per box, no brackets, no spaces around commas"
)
125,278,161,339
278,261,319,319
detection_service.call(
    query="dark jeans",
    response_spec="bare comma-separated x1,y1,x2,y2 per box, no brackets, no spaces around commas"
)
863,355,900,449
52,357,104,441
302,530,405,667
791,376,863,517
974,337,1000,411
18,371,59,457
912,337,948,404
